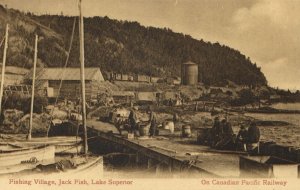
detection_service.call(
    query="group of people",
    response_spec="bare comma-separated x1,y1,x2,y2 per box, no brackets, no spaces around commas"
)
210,116,260,151
210,117,235,149
236,122,261,151
127,106,157,137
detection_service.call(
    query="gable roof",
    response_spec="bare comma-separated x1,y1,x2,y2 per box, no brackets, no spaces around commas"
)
25,67,104,81
0,65,30,75
5,66,30,75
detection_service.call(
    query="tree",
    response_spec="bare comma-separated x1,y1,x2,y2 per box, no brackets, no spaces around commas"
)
258,89,270,100
239,89,256,104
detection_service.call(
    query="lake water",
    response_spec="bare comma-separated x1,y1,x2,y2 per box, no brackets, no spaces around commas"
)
271,102,300,110
245,103,300,147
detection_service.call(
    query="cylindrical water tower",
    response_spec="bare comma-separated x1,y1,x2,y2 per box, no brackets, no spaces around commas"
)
181,61,198,85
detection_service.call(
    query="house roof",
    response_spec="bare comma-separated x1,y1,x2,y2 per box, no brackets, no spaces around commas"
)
0,65,29,75
25,67,104,81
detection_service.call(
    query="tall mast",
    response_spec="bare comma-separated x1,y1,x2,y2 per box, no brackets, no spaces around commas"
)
0,24,9,116
79,0,88,154
28,35,38,140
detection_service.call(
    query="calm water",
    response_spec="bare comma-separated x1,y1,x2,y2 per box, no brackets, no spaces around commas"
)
271,102,300,110
245,103,300,147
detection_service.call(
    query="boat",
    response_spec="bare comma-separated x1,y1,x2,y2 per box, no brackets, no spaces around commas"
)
8,136,84,154
0,142,23,152
1,155,103,178
239,155,298,178
2,0,103,178
0,27,56,171
0,145,55,167
0,0,103,180
0,29,83,155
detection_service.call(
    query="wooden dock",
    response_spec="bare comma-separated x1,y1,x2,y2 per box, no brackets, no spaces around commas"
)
86,119,242,177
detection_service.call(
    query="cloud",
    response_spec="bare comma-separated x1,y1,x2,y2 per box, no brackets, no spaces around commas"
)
262,58,300,90
225,0,300,89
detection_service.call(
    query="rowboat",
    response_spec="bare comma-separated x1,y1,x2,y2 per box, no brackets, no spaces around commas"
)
0,145,55,167
1,155,103,179
8,136,84,154
239,155,298,178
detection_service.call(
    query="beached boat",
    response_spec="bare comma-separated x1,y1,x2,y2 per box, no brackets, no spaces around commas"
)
0,0,103,179
1,155,103,179
8,136,84,154
0,27,57,177
0,32,82,154
10,0,104,179
0,142,23,152
0,145,55,167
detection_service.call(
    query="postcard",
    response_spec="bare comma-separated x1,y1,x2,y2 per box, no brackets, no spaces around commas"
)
0,0,299,190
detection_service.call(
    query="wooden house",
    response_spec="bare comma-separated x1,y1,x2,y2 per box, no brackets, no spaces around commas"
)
136,74,150,83
0,66,29,85
25,67,105,100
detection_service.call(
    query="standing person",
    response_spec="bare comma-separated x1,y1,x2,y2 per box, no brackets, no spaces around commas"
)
212,118,226,148
219,118,226,136
156,93,161,107
168,98,173,106
128,107,138,133
194,101,198,111
173,113,179,124
149,108,157,137
211,116,221,147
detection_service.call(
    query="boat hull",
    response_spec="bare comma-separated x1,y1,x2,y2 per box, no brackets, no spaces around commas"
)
0,145,55,167
8,136,84,154
0,156,103,179
239,155,298,178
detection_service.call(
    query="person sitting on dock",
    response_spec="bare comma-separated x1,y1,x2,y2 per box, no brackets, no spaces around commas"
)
148,108,157,137
240,122,260,152
214,119,236,150
223,120,234,135
247,122,260,144
236,124,248,151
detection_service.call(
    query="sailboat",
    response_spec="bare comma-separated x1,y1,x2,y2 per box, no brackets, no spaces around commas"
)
2,22,84,155
0,0,103,178
0,26,55,174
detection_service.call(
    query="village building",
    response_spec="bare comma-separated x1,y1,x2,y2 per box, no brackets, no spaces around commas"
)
111,91,135,104
0,66,31,96
0,66,29,85
25,67,105,100
135,74,151,83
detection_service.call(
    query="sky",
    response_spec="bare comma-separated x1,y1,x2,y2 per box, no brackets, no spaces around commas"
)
0,0,299,90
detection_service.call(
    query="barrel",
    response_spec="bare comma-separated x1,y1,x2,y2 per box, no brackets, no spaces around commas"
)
139,125,149,136
163,122,169,130
166,121,175,134
182,125,192,137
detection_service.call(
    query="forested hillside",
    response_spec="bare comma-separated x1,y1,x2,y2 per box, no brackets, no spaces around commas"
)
0,5,267,86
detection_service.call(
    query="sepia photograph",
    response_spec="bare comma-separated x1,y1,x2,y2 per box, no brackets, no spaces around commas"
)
0,0,299,189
